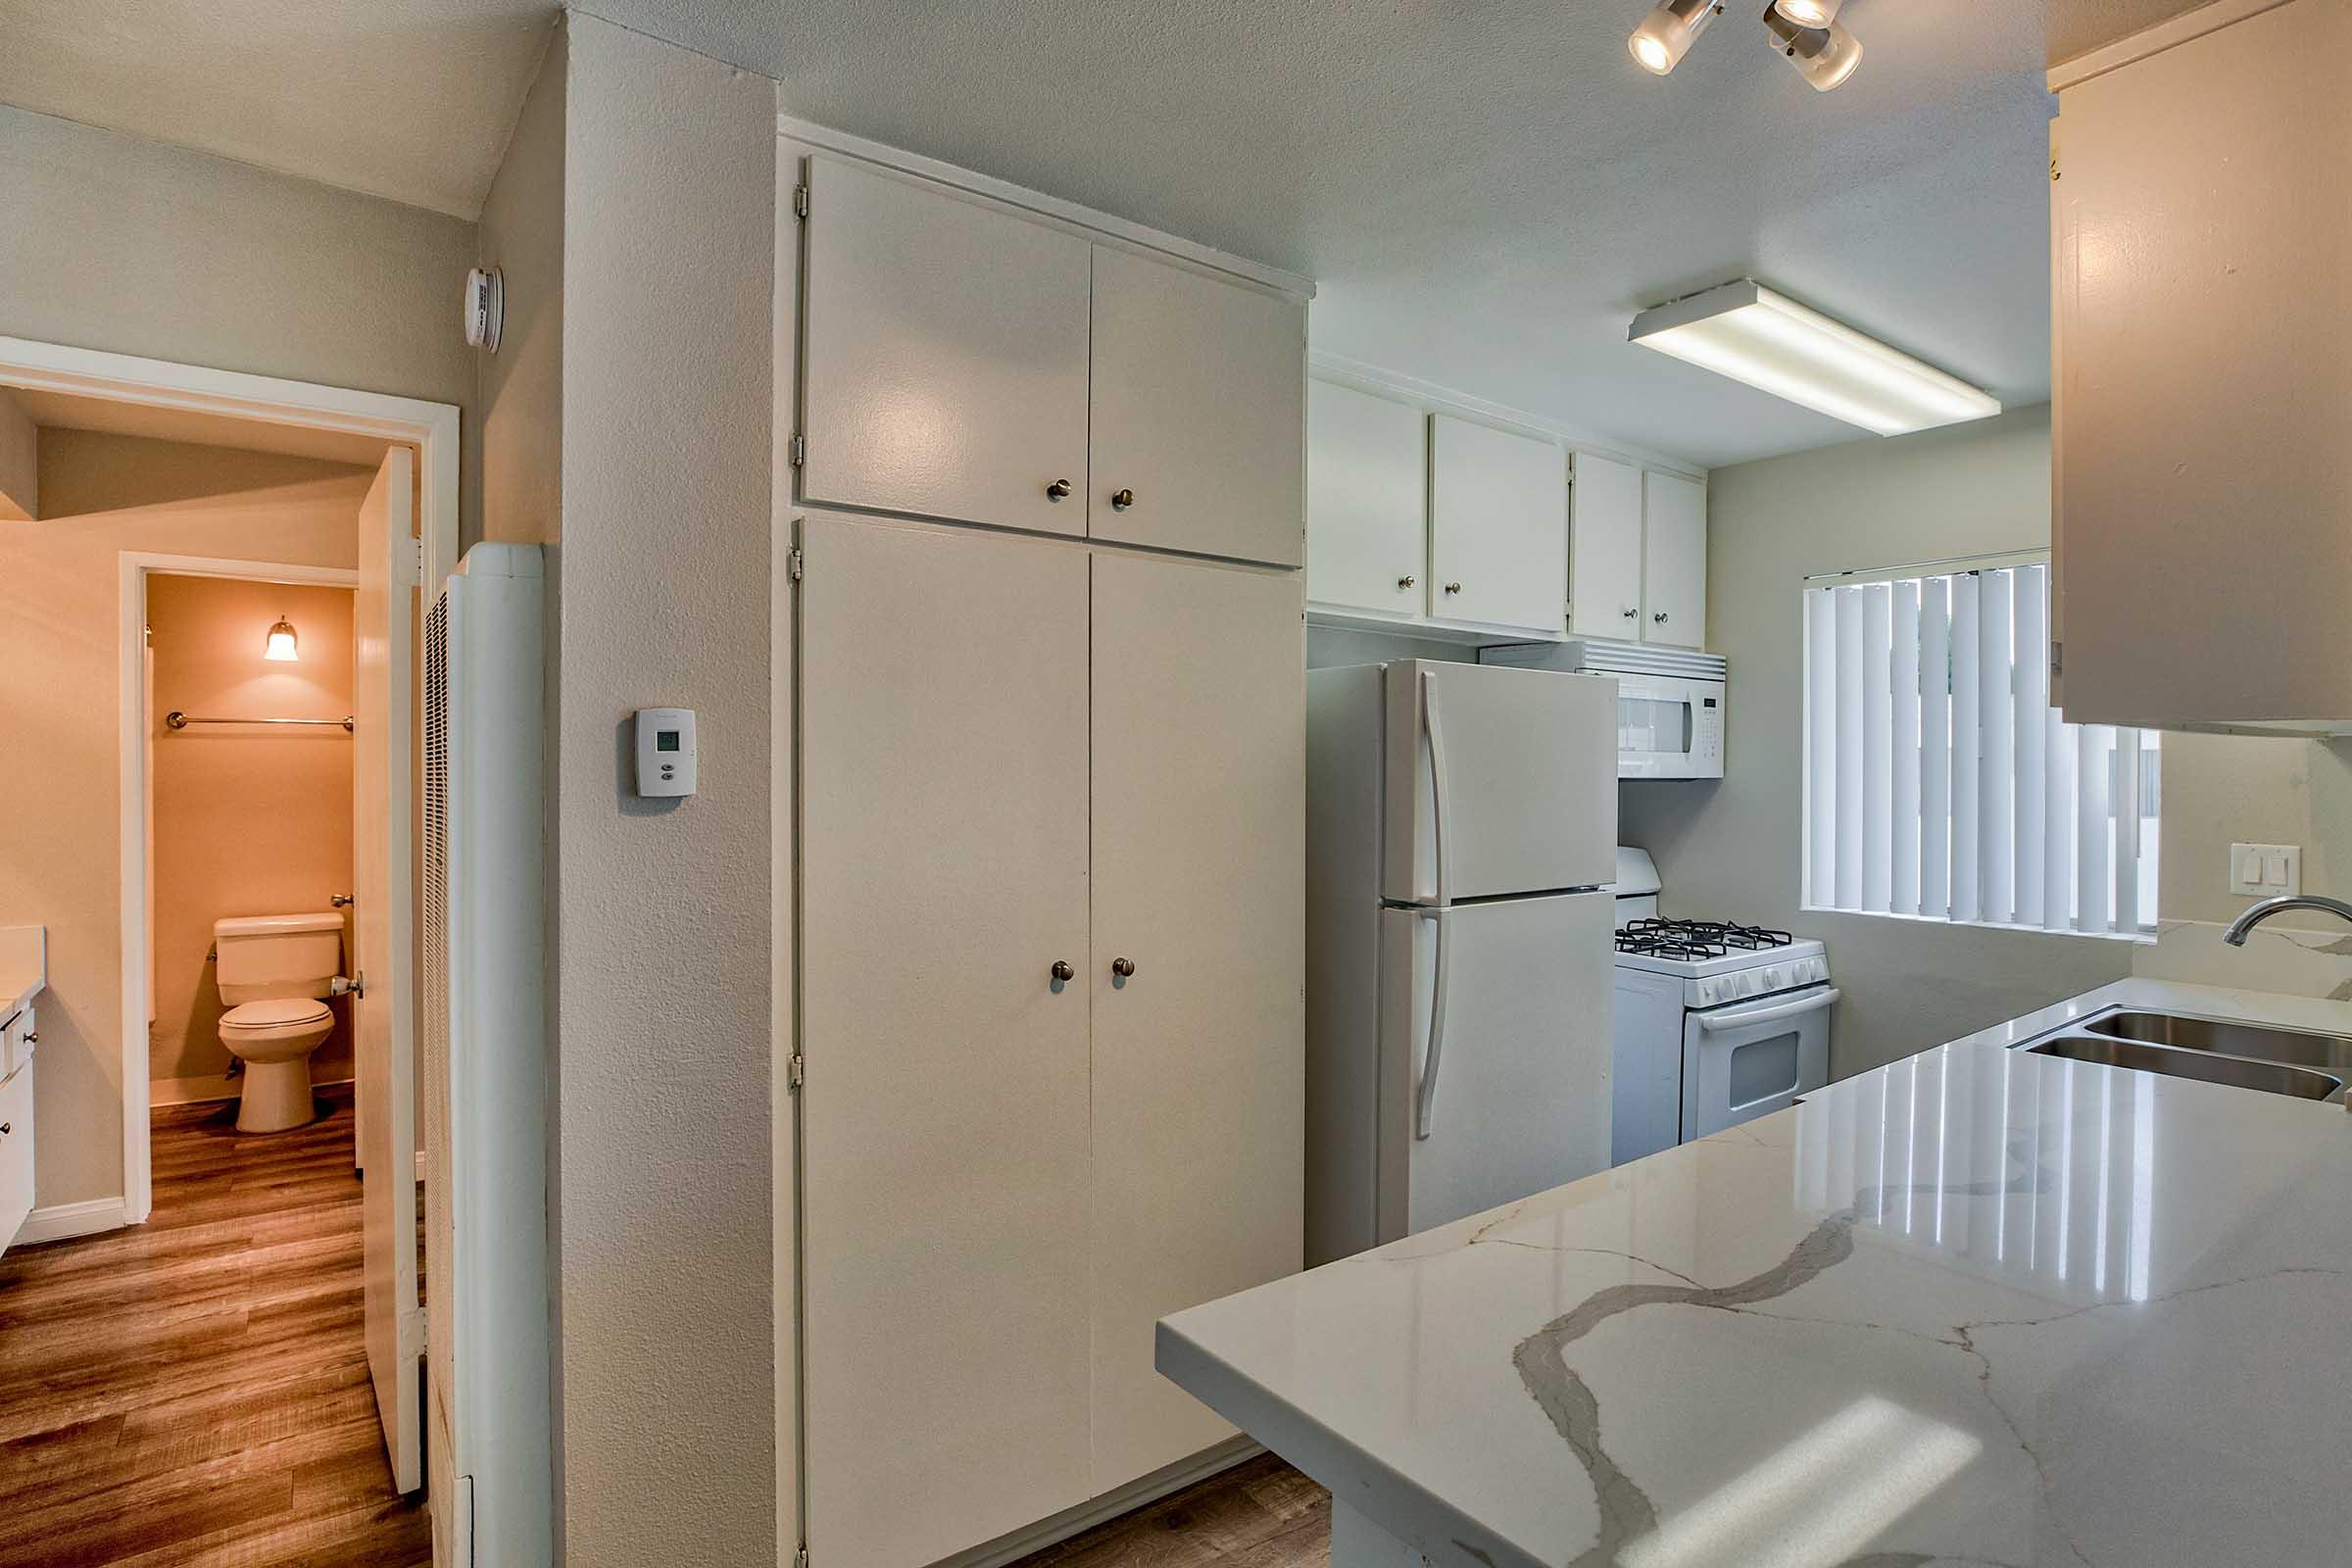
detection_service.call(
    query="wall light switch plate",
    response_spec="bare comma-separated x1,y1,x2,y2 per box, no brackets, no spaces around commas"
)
2230,842,2300,898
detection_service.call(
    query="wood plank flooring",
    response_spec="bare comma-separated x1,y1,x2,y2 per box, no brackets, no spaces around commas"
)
1008,1453,1330,1568
0,1089,428,1567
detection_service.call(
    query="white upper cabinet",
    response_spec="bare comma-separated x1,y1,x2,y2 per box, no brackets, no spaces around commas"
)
1568,451,1643,639
2051,0,2352,729
1090,246,1305,566
1305,381,1427,618
800,156,1093,536
1640,470,1706,648
1429,415,1567,638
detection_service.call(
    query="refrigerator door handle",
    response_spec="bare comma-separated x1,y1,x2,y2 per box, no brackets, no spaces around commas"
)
1422,668,1453,906
1415,907,1451,1141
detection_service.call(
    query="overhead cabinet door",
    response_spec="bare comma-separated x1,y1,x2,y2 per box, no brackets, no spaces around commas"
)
1089,245,1306,566
1429,415,1567,636
1642,470,1706,648
1569,451,1644,638
800,514,1095,1568
1306,379,1428,617
799,156,1093,536
1089,550,1305,1492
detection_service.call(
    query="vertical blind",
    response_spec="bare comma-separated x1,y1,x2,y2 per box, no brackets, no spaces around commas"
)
1803,562,2158,936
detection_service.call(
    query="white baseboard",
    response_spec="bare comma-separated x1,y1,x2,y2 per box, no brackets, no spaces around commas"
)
930,1435,1264,1568
150,1072,357,1107
13,1196,130,1247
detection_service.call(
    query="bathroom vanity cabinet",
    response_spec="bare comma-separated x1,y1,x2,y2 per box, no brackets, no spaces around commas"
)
0,926,46,1255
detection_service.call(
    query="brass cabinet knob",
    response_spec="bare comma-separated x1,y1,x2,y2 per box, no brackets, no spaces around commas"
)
1051,960,1074,983
1397,575,1416,590
1110,488,1135,512
1046,478,1073,501
1111,956,1136,978
1444,582,1462,595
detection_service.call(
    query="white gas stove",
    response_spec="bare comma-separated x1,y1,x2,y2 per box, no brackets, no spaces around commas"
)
1609,853,1836,1164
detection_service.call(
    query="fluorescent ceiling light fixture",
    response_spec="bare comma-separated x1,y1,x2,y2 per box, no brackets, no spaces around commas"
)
1629,0,1723,74
265,614,300,662
1629,281,2001,435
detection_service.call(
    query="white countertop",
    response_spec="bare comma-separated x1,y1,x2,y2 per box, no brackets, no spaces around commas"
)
1159,978,2352,1567
0,925,43,1027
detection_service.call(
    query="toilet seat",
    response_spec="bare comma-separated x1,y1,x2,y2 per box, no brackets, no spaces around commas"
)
221,998,332,1031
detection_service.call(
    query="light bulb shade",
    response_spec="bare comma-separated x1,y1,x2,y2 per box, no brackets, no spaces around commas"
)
1763,8,1864,90
265,616,299,662
1629,0,1719,75
1772,0,1843,26
1629,280,2001,436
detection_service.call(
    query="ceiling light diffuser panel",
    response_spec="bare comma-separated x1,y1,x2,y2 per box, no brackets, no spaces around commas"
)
1629,281,2001,436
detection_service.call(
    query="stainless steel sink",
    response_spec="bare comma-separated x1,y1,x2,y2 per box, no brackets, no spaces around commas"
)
2026,1032,2344,1101
2083,1010,2352,1077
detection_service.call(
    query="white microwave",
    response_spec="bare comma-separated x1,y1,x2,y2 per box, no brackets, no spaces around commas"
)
1479,639,1727,779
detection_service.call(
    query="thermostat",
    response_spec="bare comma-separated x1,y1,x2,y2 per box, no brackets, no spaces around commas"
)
634,709,697,798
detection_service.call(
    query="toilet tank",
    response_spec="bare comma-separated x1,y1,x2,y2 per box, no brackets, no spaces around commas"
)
215,912,345,1004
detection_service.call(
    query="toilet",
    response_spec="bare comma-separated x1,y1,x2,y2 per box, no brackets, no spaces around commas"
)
214,912,345,1134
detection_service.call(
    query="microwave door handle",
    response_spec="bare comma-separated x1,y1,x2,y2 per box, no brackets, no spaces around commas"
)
1422,668,1453,907
1415,908,1451,1140
1696,988,1841,1033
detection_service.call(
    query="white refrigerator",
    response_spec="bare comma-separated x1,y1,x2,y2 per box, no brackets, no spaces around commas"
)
1305,659,1619,1266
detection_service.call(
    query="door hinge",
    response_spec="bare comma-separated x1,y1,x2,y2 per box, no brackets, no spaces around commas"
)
2051,640,2064,678
408,536,424,588
794,183,810,220
788,1053,805,1092
787,546,805,583
789,432,807,468
795,1546,809,1568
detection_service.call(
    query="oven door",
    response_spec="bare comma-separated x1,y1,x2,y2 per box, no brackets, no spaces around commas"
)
1616,675,1725,780
1682,983,1836,1141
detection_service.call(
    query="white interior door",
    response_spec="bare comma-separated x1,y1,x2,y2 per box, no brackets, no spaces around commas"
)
1641,470,1707,647
799,514,1094,1568
1377,892,1614,1241
355,446,420,1494
1087,244,1306,565
1088,550,1304,1492
798,154,1092,535
1568,451,1644,638
1428,414,1567,635
1306,379,1427,616
1382,661,1618,904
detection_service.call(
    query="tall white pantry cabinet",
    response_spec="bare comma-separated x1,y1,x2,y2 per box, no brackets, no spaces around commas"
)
782,138,1309,1568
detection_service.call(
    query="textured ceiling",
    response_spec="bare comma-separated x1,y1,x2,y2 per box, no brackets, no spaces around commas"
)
1,0,2068,467
2046,0,2216,63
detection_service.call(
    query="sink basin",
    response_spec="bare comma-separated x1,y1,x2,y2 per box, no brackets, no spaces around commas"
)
2026,1033,2343,1101
2083,1010,2352,1076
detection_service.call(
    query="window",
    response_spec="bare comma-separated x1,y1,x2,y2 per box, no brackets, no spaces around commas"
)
1802,559,2157,937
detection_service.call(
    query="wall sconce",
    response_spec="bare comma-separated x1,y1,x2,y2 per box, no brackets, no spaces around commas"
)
265,615,299,662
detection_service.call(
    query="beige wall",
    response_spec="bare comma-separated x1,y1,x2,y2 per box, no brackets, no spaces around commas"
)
1620,405,2352,1078
148,575,356,1094
0,390,33,521
0,429,369,1208
474,16,779,1562
0,103,481,544
478,26,564,549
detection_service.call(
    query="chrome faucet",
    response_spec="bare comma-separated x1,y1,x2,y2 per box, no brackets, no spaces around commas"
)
2223,895,2352,946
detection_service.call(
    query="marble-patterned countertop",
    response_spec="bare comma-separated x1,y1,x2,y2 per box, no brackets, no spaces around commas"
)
1159,978,2352,1567
0,924,43,1027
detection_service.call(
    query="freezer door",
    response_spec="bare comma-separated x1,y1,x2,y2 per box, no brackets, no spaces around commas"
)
1377,892,1614,1241
1383,661,1618,904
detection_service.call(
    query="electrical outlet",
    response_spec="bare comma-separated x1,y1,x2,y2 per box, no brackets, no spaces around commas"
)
2230,842,2301,898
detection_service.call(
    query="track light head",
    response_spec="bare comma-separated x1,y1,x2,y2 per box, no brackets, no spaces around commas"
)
1629,0,1724,75
1763,3,1864,91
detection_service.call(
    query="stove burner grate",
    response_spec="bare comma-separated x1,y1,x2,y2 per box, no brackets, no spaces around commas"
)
1614,917,1796,960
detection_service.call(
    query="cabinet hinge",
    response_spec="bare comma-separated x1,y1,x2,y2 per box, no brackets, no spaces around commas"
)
787,546,805,583
789,432,807,468
794,183,810,220
788,1053,805,1092
2050,640,2064,678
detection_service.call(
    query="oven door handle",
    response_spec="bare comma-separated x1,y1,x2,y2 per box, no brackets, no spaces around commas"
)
1696,988,1839,1034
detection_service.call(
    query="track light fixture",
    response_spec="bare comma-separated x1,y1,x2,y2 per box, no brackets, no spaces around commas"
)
1628,0,1866,90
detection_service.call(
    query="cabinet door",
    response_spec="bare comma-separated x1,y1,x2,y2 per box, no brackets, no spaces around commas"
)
1641,470,1706,648
1090,551,1304,1492
1568,452,1644,639
800,514,1094,1568
1428,415,1567,636
1306,380,1427,617
800,156,1093,536
0,1062,31,1253
1089,246,1305,565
